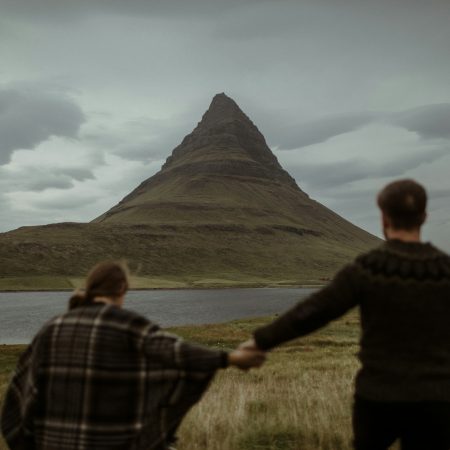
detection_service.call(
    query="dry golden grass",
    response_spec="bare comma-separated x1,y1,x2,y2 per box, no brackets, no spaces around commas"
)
0,312,399,449
174,313,361,450
178,357,356,449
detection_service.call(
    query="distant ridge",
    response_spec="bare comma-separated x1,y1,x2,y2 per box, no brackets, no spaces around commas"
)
0,94,380,290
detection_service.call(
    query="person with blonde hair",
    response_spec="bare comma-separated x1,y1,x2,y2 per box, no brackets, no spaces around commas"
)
2,261,265,450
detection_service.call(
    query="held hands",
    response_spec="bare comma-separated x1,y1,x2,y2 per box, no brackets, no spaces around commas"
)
228,339,266,371
238,338,260,352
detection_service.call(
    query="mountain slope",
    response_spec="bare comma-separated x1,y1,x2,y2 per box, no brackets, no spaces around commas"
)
0,94,380,289
93,93,378,249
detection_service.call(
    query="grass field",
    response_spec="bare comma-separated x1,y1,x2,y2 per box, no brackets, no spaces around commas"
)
0,311,398,449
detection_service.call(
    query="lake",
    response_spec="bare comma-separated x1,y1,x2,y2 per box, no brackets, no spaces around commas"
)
0,288,316,344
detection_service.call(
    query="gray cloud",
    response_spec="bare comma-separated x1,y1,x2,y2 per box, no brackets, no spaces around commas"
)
289,146,449,189
61,168,95,182
0,166,95,193
291,160,370,188
390,104,450,140
4,0,449,26
271,112,378,150
1,0,269,22
0,85,86,165
270,103,450,151
24,168,95,192
84,115,195,162
113,142,170,162
31,195,98,210
429,188,450,200
27,178,74,191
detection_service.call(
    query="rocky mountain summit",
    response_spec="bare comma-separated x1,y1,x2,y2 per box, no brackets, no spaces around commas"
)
94,93,301,224
0,94,380,289
162,93,297,185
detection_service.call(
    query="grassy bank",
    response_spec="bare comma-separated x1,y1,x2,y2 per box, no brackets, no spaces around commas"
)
0,312,384,450
0,275,326,291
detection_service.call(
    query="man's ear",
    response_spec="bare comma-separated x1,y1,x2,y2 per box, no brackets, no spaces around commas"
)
381,211,390,229
421,211,427,226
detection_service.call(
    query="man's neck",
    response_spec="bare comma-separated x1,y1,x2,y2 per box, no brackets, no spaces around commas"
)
386,228,421,243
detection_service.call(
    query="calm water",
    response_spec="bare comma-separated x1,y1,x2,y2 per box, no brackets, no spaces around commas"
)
0,288,316,344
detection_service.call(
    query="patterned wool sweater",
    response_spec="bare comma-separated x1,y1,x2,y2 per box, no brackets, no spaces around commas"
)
254,239,450,402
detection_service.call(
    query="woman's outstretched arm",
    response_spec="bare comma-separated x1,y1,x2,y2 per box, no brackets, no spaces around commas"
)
143,330,265,371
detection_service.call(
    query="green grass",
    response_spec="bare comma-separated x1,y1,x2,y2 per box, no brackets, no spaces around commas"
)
0,277,75,291
0,275,324,292
0,188,380,291
0,345,25,450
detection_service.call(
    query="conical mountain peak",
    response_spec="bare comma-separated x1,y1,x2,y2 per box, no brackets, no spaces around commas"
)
160,94,296,188
0,95,380,288
199,93,254,129
97,93,304,213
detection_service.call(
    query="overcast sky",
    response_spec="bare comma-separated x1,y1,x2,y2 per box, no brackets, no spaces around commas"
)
1,0,449,251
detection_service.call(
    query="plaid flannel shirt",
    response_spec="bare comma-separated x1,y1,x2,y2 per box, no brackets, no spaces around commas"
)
1,304,228,450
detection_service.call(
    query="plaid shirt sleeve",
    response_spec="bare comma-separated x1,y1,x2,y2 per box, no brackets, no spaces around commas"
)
141,329,228,446
1,342,39,450
143,329,229,371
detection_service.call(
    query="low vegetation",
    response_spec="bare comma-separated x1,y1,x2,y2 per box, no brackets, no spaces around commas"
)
0,312,398,449
174,313,361,450
0,274,324,292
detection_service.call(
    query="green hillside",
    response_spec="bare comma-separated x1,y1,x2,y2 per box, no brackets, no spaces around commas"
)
0,94,380,290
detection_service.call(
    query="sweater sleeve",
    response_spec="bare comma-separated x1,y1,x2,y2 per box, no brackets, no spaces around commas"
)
254,264,360,350
143,330,228,372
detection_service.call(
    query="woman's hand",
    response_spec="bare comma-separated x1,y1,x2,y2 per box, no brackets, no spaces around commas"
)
228,348,266,371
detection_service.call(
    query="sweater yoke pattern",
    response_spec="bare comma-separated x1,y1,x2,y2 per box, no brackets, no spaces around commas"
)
355,241,450,284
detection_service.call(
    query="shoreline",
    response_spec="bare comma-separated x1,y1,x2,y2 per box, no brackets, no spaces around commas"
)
0,284,324,293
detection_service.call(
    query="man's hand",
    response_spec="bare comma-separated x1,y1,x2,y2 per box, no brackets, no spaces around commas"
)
228,348,266,371
238,338,260,351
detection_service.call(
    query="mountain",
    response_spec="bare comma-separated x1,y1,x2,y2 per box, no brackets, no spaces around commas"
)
0,94,380,290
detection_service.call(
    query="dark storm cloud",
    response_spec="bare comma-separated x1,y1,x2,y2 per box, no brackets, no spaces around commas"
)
289,147,449,189
390,104,450,140
0,85,86,164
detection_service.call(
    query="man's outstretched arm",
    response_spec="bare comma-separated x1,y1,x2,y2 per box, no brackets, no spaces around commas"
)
253,264,361,351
